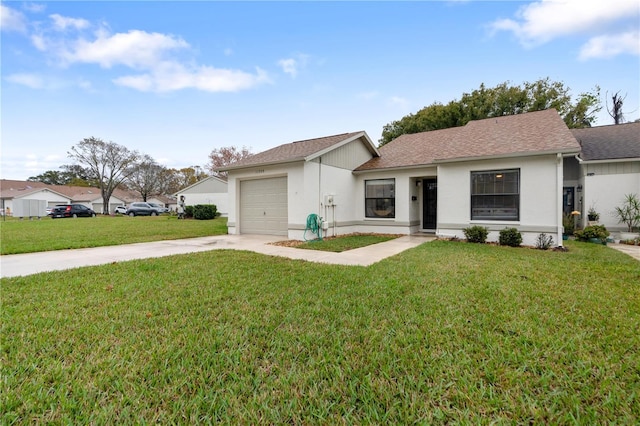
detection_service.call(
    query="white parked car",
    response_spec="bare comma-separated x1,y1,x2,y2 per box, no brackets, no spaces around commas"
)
114,206,127,215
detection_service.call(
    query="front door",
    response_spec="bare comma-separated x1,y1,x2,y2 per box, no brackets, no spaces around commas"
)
422,178,437,230
563,187,574,216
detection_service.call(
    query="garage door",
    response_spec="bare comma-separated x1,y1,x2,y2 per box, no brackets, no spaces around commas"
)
240,177,288,235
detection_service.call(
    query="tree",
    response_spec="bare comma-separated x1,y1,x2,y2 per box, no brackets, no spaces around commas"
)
379,78,602,146
28,164,94,186
607,91,627,124
68,137,139,214
125,155,167,201
206,146,252,179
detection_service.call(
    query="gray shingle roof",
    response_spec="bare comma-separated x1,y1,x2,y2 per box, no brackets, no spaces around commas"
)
572,122,640,161
217,132,368,171
356,109,581,171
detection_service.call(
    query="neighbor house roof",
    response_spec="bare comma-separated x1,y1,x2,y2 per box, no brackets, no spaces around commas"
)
356,109,581,171
572,121,640,161
0,179,140,203
217,131,379,171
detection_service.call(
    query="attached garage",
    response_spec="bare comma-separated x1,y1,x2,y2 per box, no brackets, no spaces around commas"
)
240,177,288,235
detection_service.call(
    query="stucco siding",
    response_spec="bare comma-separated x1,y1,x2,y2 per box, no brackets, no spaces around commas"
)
582,170,640,232
437,155,561,246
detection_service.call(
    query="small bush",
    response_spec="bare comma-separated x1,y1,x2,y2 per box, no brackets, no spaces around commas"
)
574,225,609,242
499,227,522,247
193,204,218,220
535,233,554,250
184,205,194,218
463,226,488,243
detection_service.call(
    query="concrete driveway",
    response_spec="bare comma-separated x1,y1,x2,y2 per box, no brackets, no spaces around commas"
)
0,234,434,278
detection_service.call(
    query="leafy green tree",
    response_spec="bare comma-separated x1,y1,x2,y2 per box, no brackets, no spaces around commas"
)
28,164,94,186
379,78,601,146
68,137,139,214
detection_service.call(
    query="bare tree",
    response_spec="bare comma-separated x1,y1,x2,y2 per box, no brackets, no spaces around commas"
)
126,155,167,201
607,91,627,124
207,146,252,179
68,137,139,213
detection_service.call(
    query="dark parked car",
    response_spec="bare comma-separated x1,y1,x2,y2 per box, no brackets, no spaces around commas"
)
125,202,157,216
51,204,97,219
148,202,169,214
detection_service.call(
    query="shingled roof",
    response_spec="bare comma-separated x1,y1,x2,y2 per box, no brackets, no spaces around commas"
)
0,179,140,203
217,131,376,171
572,121,640,161
356,109,581,171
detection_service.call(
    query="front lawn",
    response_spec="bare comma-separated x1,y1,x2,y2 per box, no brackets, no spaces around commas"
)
275,233,401,252
0,216,228,255
2,240,639,423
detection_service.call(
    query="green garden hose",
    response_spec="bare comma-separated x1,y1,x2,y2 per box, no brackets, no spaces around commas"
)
304,213,323,241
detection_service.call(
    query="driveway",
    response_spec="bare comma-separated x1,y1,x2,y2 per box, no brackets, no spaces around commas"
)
0,234,434,278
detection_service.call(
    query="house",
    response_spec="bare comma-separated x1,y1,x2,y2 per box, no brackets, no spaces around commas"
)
173,176,228,216
0,180,148,215
569,122,640,231
219,109,584,246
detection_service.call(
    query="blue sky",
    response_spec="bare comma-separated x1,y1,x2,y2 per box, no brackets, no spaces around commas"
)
2,0,639,180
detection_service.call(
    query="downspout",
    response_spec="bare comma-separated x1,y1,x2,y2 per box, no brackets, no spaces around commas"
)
557,153,564,247
318,156,322,215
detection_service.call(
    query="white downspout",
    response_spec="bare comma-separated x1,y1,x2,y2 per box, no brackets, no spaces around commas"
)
557,153,564,247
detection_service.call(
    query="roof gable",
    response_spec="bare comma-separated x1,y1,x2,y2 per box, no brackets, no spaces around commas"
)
218,131,379,171
356,109,581,171
572,122,640,161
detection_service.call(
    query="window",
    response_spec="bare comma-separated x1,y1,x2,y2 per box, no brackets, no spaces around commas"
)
365,179,395,218
471,169,519,221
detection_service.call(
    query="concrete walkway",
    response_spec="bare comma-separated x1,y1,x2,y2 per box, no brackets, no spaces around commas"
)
609,243,640,262
0,234,435,279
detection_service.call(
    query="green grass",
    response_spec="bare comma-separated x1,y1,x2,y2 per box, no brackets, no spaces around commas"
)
0,216,228,255
2,240,639,423
295,234,400,252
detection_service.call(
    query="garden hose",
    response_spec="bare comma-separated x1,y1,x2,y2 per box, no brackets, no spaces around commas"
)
303,213,323,241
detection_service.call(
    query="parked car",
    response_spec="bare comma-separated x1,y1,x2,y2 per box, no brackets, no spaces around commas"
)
125,202,157,216
45,207,54,215
148,202,169,214
51,204,97,219
114,205,127,215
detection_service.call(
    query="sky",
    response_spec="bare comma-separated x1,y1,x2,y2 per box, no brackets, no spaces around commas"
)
1,0,639,181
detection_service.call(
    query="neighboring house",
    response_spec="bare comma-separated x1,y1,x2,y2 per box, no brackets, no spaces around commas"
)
0,180,151,215
174,176,228,216
219,109,584,246
569,122,640,231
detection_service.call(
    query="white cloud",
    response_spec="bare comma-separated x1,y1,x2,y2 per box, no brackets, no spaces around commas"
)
489,0,639,59
1,4,27,33
278,54,310,78
24,3,46,13
114,63,270,93
61,30,189,69
579,30,640,60
5,73,44,89
50,13,90,31
278,58,298,78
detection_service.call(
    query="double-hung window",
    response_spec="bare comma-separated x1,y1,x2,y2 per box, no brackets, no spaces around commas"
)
365,179,395,218
471,169,520,221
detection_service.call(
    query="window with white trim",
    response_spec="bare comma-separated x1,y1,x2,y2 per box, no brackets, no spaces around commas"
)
471,169,520,221
365,179,395,218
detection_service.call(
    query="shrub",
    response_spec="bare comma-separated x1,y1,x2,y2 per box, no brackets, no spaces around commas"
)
463,226,488,243
193,204,218,220
614,193,640,232
535,233,554,250
574,225,610,242
562,213,575,236
499,227,522,247
184,205,194,218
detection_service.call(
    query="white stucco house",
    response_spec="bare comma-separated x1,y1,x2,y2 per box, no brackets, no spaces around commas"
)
219,109,595,246
569,122,640,232
174,176,228,216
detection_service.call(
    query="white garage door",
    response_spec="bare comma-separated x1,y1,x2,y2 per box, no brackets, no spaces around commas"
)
240,177,288,236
